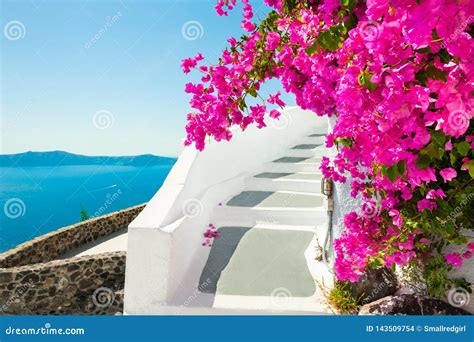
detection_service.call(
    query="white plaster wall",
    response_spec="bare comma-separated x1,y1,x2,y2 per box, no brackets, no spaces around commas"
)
327,116,362,241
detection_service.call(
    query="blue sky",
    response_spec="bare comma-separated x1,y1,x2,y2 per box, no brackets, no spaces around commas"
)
1,0,293,157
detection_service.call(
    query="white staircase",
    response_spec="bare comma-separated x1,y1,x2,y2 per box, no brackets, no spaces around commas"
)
206,134,332,313
124,108,334,315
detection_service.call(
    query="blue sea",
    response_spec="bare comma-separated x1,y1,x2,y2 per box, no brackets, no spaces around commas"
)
0,164,174,253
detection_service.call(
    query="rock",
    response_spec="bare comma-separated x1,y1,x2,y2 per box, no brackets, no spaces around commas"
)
359,294,471,315
0,272,13,283
350,267,398,304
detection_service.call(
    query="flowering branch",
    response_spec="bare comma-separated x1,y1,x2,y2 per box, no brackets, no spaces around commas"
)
182,0,474,296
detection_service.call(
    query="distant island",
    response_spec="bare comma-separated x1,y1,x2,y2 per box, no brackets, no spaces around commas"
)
0,151,177,167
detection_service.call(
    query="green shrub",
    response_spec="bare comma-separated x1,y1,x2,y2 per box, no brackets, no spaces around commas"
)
328,281,360,314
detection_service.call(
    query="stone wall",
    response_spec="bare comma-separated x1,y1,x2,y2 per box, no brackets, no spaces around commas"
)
0,203,146,315
0,204,145,268
0,252,125,315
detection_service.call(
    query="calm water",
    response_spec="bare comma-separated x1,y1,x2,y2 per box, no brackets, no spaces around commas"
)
0,164,174,252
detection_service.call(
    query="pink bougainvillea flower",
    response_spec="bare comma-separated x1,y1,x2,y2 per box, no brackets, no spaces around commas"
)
445,253,464,268
242,19,255,32
203,229,220,239
268,91,285,107
388,209,403,227
417,199,437,212
445,140,453,151
440,168,457,182
269,109,281,119
265,32,280,50
426,189,446,199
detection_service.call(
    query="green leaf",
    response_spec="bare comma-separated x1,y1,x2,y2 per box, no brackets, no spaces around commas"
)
450,151,457,165
430,130,446,147
238,99,247,111
438,48,450,64
416,154,431,169
335,137,353,148
432,29,442,41
415,46,431,54
387,165,398,182
456,141,470,156
426,65,447,82
397,160,406,176
344,14,357,31
469,160,474,178
339,0,357,10
317,29,341,52
422,141,444,160
305,42,319,56
357,70,378,91
415,69,428,86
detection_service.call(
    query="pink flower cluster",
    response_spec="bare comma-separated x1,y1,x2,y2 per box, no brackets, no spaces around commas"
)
445,243,474,268
202,223,220,247
183,0,473,283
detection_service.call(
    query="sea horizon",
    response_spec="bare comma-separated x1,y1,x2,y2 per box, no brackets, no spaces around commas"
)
0,160,175,253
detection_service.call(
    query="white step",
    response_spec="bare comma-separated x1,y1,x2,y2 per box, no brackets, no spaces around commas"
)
208,223,320,233
278,146,327,158
285,148,321,158
265,159,322,173
245,172,322,193
291,143,322,150
297,136,326,145
134,305,332,315
212,294,331,313
214,190,327,226
309,128,328,136
207,226,331,313
253,222,317,232
213,207,326,226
